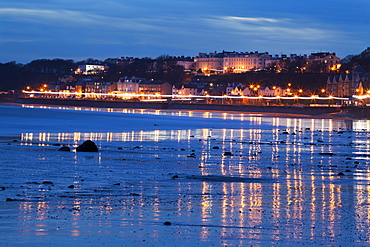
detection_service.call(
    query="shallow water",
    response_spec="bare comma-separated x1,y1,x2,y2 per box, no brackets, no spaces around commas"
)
1,103,370,246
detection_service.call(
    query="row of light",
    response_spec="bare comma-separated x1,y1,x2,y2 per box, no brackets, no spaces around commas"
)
21,90,360,101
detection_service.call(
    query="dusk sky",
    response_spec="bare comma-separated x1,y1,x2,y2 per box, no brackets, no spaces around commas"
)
1,0,369,63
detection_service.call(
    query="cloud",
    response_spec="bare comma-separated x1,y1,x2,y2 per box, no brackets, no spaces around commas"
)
0,8,156,32
204,16,340,42
0,38,35,43
227,17,280,23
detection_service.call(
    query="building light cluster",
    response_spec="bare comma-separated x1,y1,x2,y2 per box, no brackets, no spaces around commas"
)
22,90,351,101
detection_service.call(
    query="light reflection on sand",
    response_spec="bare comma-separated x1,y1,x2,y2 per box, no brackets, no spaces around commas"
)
3,105,370,245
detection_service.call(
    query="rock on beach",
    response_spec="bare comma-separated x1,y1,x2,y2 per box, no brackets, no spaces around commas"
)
76,140,99,152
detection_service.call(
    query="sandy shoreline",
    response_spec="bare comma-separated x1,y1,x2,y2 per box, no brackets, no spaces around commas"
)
3,101,360,121
15,97,369,119
1,104,370,246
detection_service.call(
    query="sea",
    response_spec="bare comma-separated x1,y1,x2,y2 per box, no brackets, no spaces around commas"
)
1,103,370,246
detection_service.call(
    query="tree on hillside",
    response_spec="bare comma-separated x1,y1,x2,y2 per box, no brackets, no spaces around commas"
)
340,51,370,72
153,55,186,85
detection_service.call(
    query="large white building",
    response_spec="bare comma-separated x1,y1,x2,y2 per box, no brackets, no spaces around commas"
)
75,64,108,75
194,51,272,73
223,52,271,72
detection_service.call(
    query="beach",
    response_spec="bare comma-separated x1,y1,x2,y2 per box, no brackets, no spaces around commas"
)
1,103,370,246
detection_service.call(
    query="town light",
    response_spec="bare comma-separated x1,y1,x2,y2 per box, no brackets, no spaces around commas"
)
321,89,326,93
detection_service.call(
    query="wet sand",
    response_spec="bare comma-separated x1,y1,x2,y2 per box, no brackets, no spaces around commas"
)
1,104,370,246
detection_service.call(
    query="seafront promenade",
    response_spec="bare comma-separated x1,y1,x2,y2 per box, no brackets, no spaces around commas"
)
1,94,369,119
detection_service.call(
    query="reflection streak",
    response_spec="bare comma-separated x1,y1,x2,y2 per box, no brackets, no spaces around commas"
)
12,107,370,244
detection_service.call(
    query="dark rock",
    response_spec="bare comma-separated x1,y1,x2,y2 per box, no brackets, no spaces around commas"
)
12,140,18,142
345,169,351,172
212,146,220,149
117,147,123,150
67,185,74,188
282,131,289,134
58,146,71,152
42,181,54,185
337,172,345,176
163,221,172,226
6,198,15,201
113,183,120,185
130,193,140,196
76,140,98,152
172,175,179,179
317,140,324,143
223,152,233,156
187,153,196,158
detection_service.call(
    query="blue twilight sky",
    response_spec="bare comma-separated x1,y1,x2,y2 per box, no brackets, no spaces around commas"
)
0,0,369,63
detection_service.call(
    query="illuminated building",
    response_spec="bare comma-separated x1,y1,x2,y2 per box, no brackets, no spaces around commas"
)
327,65,370,97
223,52,271,72
194,52,225,73
139,81,172,95
194,51,271,73
172,84,202,96
116,76,145,94
306,52,341,73
84,81,113,97
75,64,108,75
